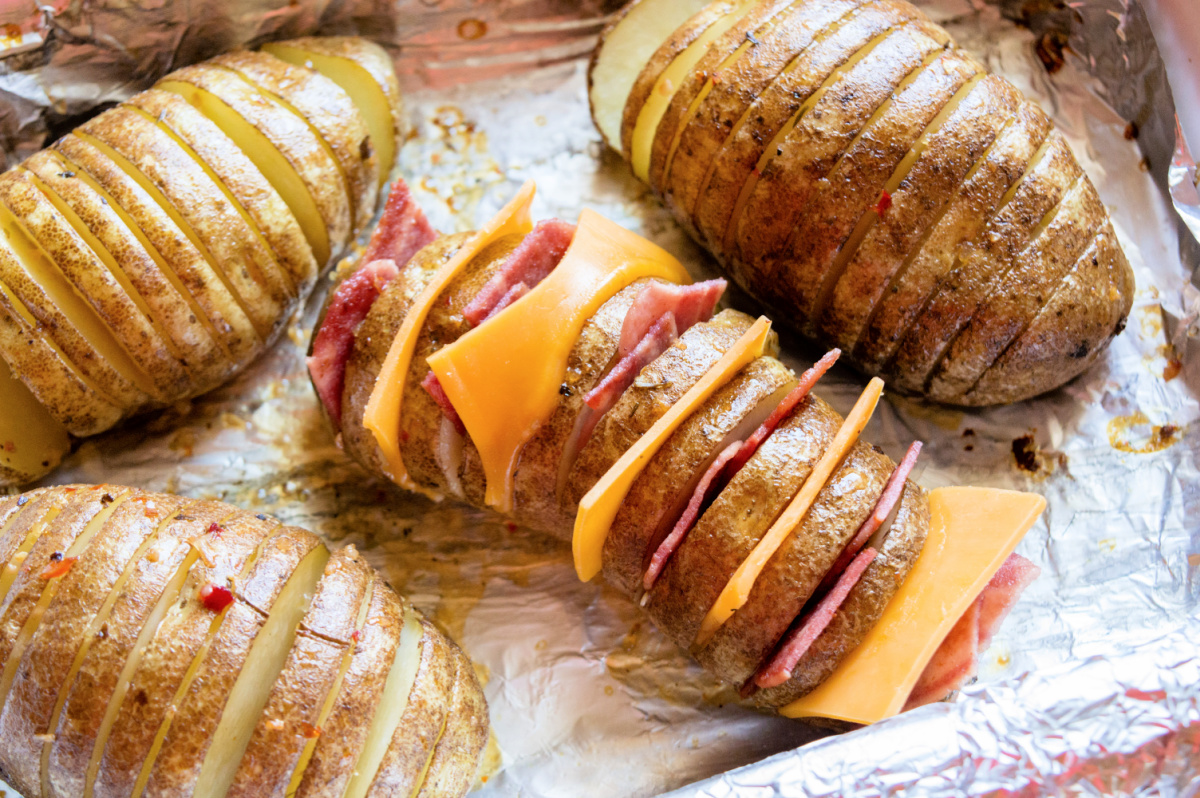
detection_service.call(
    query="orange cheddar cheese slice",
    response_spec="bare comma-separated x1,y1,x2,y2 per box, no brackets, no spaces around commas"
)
695,377,885,647
428,208,692,512
573,316,774,581
780,486,1046,724
363,180,536,499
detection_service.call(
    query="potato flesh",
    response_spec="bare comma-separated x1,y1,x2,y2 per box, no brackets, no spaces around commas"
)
263,43,398,188
156,79,332,268
629,0,761,182
589,0,713,149
192,545,330,798
0,355,70,483
0,201,157,403
342,605,424,798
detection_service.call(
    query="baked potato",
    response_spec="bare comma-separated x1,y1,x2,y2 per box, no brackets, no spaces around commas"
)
311,180,1045,721
0,485,487,798
0,37,401,488
589,0,1135,406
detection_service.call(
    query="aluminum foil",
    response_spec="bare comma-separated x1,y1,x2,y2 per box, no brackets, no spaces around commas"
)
2,0,1198,795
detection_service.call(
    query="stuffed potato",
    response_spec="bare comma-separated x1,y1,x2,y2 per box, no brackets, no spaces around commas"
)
0,37,404,488
310,180,1046,723
589,0,1135,406
0,486,487,798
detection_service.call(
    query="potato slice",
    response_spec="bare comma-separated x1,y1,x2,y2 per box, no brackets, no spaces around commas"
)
588,0,714,151
77,107,289,341
7,164,196,399
190,542,330,798
225,545,370,798
0,193,154,410
857,102,1051,375
774,51,984,333
263,37,404,188
689,1,917,264
965,223,1131,404
0,355,70,486
0,491,157,797
602,357,795,598
0,281,124,437
927,174,1105,403
46,499,211,798
819,75,1022,356
0,490,73,606
123,90,315,299
23,150,231,394
87,506,276,798
731,23,950,288
53,134,261,371
211,50,379,236
156,66,346,269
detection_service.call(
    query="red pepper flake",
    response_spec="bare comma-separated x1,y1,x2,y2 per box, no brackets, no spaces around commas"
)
40,557,77,580
710,71,722,85
299,721,322,739
199,583,235,613
63,487,76,494
206,522,224,538
504,521,518,533
351,629,363,643
874,190,892,216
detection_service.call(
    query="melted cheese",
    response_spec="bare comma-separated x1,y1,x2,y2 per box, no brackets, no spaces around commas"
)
363,181,536,500
695,377,884,646
780,486,1046,724
428,208,692,512
573,316,773,582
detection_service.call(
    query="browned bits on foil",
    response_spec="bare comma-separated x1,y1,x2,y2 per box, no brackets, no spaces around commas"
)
1107,413,1182,453
1036,30,1070,73
457,18,488,41
1012,434,1066,478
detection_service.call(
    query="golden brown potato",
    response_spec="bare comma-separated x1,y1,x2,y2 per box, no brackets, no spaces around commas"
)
0,486,486,798
591,0,1135,405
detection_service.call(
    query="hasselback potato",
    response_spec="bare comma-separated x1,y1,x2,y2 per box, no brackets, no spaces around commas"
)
588,0,1135,406
0,485,487,798
0,37,404,488
310,180,1045,722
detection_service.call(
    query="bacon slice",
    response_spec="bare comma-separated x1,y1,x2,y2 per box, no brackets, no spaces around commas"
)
421,371,466,436
483,281,530,323
309,258,401,425
462,219,576,326
905,552,1041,709
643,440,744,592
308,178,437,425
753,547,879,689
817,440,923,596
616,280,726,357
361,177,438,266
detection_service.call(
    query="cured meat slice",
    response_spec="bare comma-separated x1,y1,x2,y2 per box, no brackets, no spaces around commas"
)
905,552,1040,709
421,371,466,435
462,219,576,325
360,178,438,266
616,280,726,356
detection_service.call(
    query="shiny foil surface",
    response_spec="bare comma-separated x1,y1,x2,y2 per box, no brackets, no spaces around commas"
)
2,0,1198,795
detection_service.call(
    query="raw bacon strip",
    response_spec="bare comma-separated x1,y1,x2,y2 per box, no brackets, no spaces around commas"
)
643,440,744,593
421,371,466,436
361,177,438,266
817,440,923,595
309,178,437,425
482,281,530,323
753,547,879,689
721,349,841,478
462,219,576,326
905,552,1041,709
309,258,400,425
616,280,726,356
584,315,678,412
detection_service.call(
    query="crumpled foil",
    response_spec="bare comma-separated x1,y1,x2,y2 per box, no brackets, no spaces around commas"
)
2,0,1198,795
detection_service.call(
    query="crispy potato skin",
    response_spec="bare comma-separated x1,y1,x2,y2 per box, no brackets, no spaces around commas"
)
0,487,485,798
594,0,1135,405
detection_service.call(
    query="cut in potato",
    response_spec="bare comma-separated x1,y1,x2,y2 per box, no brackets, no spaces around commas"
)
156,66,347,267
0,487,486,798
262,37,404,188
0,355,70,485
588,0,714,150
211,50,379,236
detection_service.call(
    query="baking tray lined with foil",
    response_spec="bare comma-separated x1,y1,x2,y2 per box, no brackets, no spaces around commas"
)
2,0,1197,795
